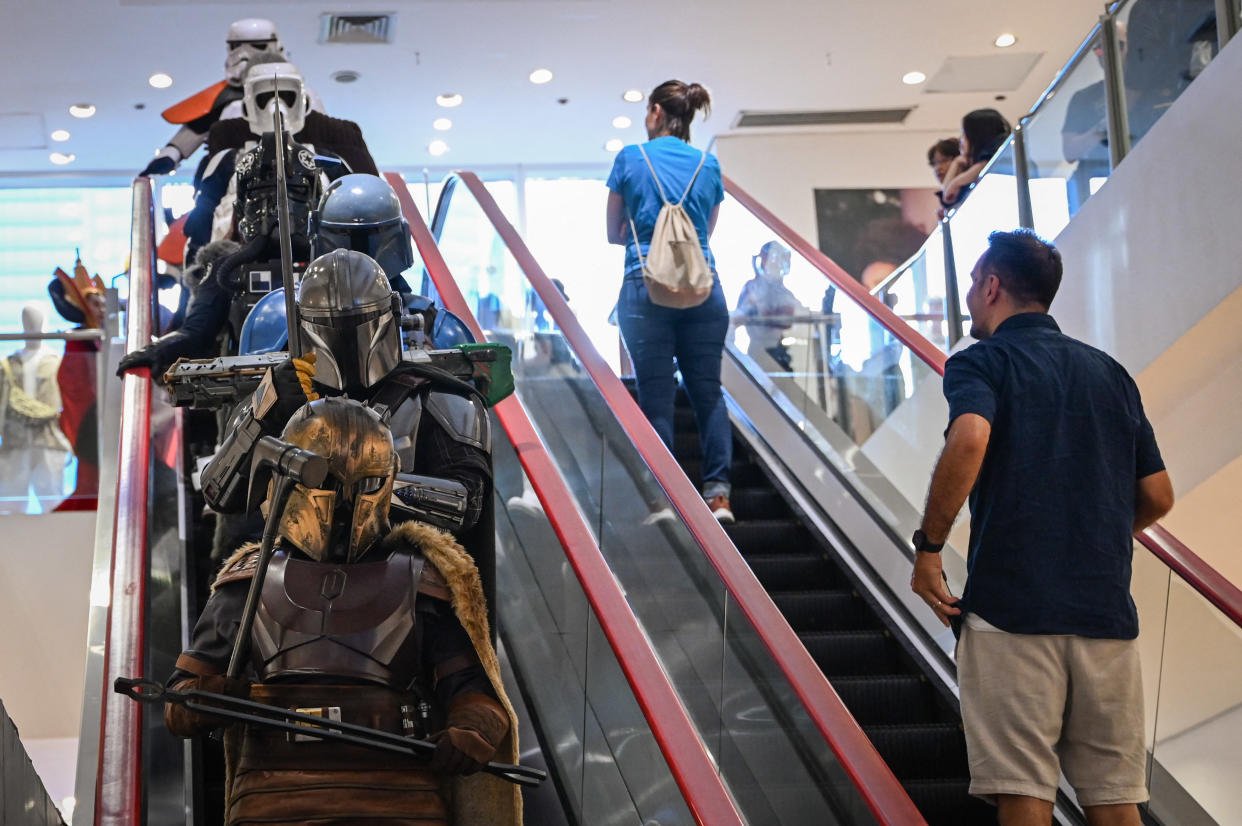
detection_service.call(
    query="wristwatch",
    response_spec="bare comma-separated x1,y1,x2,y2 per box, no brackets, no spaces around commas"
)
911,529,944,554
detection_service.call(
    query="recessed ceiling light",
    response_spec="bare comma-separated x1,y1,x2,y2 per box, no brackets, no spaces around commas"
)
50,129,71,142
331,70,361,84
994,32,1017,48
69,104,96,119
436,93,463,108
612,115,632,129
622,89,644,103
428,140,449,157
604,138,624,152
148,73,173,89
433,117,452,131
529,68,553,85
50,152,76,165
902,71,927,85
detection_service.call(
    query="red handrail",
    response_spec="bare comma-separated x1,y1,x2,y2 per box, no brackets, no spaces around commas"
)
387,172,747,826
94,179,155,826
724,175,1242,633
404,170,926,825
1137,525,1242,627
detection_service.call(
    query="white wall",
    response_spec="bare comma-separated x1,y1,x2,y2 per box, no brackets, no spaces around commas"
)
715,129,958,241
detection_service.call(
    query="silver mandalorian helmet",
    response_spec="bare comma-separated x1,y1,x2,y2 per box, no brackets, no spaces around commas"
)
225,18,285,85
309,174,415,282
241,62,309,136
276,397,397,563
297,248,402,392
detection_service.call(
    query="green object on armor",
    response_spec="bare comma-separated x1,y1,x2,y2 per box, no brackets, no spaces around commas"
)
461,343,514,408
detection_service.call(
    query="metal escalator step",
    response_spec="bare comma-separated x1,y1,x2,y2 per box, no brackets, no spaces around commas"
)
862,723,968,779
724,520,813,555
901,779,998,826
799,630,901,676
746,553,847,592
728,487,790,521
770,590,880,632
828,675,937,725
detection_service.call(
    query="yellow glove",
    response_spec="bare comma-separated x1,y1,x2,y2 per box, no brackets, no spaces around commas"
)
292,353,319,401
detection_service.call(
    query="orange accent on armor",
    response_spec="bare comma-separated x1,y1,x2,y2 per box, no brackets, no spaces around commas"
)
161,80,230,124
157,214,188,265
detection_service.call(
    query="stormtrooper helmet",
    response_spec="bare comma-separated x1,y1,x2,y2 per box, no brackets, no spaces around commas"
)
241,62,309,136
225,18,285,85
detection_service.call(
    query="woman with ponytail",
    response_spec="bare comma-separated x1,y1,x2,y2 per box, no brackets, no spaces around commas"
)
605,80,734,523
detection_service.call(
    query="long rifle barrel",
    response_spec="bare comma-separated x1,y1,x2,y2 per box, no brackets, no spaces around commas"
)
273,99,302,358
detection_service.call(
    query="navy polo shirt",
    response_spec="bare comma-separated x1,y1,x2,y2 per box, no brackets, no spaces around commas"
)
944,313,1164,639
606,136,724,277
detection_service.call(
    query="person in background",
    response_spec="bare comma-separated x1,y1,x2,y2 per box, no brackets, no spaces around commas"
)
911,229,1173,826
732,241,805,372
940,109,1012,209
604,79,733,523
1061,23,1127,214
927,138,961,186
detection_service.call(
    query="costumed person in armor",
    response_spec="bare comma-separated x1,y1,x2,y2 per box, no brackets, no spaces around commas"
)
164,397,520,825
49,257,107,509
116,66,379,378
139,18,324,177
200,246,496,622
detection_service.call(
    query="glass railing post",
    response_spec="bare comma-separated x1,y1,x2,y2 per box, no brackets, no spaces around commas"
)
1101,12,1132,170
941,218,964,347
1012,122,1035,230
1217,0,1240,49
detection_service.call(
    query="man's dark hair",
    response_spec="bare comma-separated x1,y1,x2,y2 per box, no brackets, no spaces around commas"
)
979,229,1063,308
927,138,960,163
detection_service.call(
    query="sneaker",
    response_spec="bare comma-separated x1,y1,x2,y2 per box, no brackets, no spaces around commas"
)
706,495,735,524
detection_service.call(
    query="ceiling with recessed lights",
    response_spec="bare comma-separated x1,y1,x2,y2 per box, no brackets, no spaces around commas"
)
0,0,1103,177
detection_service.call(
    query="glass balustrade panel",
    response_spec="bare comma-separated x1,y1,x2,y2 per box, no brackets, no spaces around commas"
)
1021,30,1109,234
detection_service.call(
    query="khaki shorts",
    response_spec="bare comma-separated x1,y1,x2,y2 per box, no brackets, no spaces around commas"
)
956,622,1148,807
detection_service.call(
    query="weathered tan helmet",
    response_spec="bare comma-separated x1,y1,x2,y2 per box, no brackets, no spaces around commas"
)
275,397,396,563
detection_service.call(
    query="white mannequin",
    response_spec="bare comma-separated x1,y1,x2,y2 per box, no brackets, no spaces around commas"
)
0,303,70,513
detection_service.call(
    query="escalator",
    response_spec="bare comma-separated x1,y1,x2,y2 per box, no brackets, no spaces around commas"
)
420,169,1242,826
666,385,988,823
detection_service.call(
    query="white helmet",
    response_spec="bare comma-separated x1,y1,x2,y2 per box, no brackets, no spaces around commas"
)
225,18,285,84
242,62,309,136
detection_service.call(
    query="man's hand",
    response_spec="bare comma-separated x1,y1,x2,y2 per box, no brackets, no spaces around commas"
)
163,674,250,737
431,693,509,775
270,353,318,419
910,551,961,628
140,155,177,177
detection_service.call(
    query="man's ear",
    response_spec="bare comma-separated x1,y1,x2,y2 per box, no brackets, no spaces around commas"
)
984,272,1003,304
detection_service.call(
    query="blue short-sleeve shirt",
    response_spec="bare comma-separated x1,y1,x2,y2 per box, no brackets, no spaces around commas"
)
943,313,1164,639
606,136,724,277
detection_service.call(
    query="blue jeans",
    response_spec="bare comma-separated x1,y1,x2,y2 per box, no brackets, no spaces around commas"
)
617,277,732,499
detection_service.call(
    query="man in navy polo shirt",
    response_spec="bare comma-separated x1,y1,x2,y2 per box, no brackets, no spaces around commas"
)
911,229,1173,826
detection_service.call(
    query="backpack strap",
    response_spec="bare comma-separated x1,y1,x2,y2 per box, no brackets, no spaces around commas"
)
636,143,671,205
626,206,647,274
676,150,708,207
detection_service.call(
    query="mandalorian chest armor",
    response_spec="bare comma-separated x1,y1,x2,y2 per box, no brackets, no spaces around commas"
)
251,550,425,687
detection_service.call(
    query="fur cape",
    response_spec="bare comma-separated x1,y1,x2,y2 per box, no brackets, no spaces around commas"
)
214,521,522,826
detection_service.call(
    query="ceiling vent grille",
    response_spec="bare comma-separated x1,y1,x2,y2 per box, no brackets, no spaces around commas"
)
734,108,912,128
320,13,395,45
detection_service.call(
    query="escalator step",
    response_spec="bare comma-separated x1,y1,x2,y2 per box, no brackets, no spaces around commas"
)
799,630,901,675
724,520,812,555
729,487,790,521
829,675,937,724
678,457,767,488
902,779,998,826
770,590,880,631
862,723,968,779
746,553,847,592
